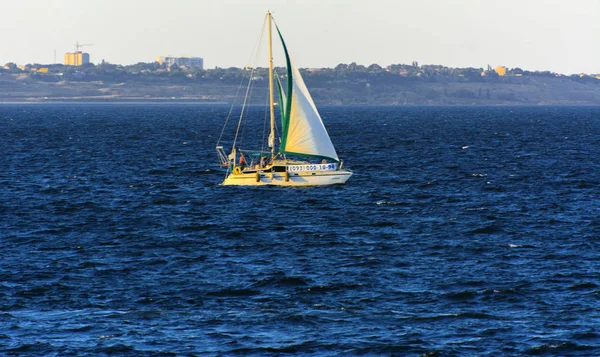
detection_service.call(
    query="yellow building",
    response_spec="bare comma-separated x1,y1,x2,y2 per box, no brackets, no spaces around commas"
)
495,66,507,76
64,51,90,66
37,68,49,73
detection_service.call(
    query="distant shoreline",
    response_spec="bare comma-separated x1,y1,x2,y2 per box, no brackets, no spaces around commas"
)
2,70,600,106
0,100,228,105
3,100,600,107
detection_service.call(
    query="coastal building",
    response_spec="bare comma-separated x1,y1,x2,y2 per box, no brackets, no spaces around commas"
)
156,56,203,70
495,66,507,76
64,51,90,66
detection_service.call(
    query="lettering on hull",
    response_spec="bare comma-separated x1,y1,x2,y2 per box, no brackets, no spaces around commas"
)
288,163,337,172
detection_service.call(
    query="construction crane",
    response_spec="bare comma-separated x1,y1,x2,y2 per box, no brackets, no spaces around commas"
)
73,41,93,66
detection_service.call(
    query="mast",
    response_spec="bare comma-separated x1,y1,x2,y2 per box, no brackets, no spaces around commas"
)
267,11,276,161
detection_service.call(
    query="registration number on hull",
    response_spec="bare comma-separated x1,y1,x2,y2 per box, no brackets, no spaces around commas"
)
288,163,337,172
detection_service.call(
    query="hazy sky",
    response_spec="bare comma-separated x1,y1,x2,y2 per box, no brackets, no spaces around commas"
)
1,0,599,74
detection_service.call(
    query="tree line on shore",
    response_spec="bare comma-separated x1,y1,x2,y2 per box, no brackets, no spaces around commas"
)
2,60,599,84
2,61,600,105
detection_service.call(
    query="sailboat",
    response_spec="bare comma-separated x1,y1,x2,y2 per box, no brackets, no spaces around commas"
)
216,12,352,186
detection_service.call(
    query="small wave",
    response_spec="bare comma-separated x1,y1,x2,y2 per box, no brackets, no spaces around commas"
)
173,255,207,263
151,197,178,205
507,243,536,249
194,169,215,175
444,290,478,300
417,181,437,188
17,285,53,297
416,311,496,321
342,257,381,267
95,343,137,354
301,199,319,204
568,282,598,290
481,288,520,295
455,311,497,319
252,275,309,288
3,342,56,354
419,352,442,357
176,223,220,232
349,230,372,236
525,341,594,355
396,179,419,184
279,312,319,325
226,342,317,355
376,200,408,206
467,225,501,235
62,324,95,332
38,245,71,251
369,221,398,227
76,260,108,269
206,288,260,297
571,331,599,339
306,283,363,293
465,206,487,211
143,258,169,266
484,184,505,192
0,312,16,320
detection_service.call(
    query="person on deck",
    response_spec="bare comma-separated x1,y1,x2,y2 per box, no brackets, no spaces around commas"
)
239,153,247,169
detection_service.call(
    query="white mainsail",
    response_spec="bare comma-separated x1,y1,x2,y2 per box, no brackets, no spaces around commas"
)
281,60,339,161
275,25,339,162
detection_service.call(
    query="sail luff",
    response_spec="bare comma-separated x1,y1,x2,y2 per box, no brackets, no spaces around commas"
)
274,23,293,153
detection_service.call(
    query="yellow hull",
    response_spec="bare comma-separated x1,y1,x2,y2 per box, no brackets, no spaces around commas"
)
222,169,352,186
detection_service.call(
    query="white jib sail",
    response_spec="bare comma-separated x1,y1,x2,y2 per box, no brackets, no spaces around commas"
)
284,60,339,161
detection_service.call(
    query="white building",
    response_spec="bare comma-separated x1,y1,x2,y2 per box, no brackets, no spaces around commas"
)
157,56,203,70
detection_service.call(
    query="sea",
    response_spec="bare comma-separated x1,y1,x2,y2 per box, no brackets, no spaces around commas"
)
1,103,599,356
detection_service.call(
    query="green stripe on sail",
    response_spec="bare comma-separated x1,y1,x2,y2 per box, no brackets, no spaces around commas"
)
275,75,286,129
280,150,339,163
274,23,293,152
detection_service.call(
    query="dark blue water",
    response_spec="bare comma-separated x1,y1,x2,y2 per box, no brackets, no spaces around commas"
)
1,104,600,356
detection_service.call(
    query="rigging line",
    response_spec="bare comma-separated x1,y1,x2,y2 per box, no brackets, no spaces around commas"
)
217,14,268,147
239,55,265,151
231,14,269,152
236,60,261,151
216,72,246,147
232,37,265,151
232,64,257,150
260,89,270,154
237,77,253,150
